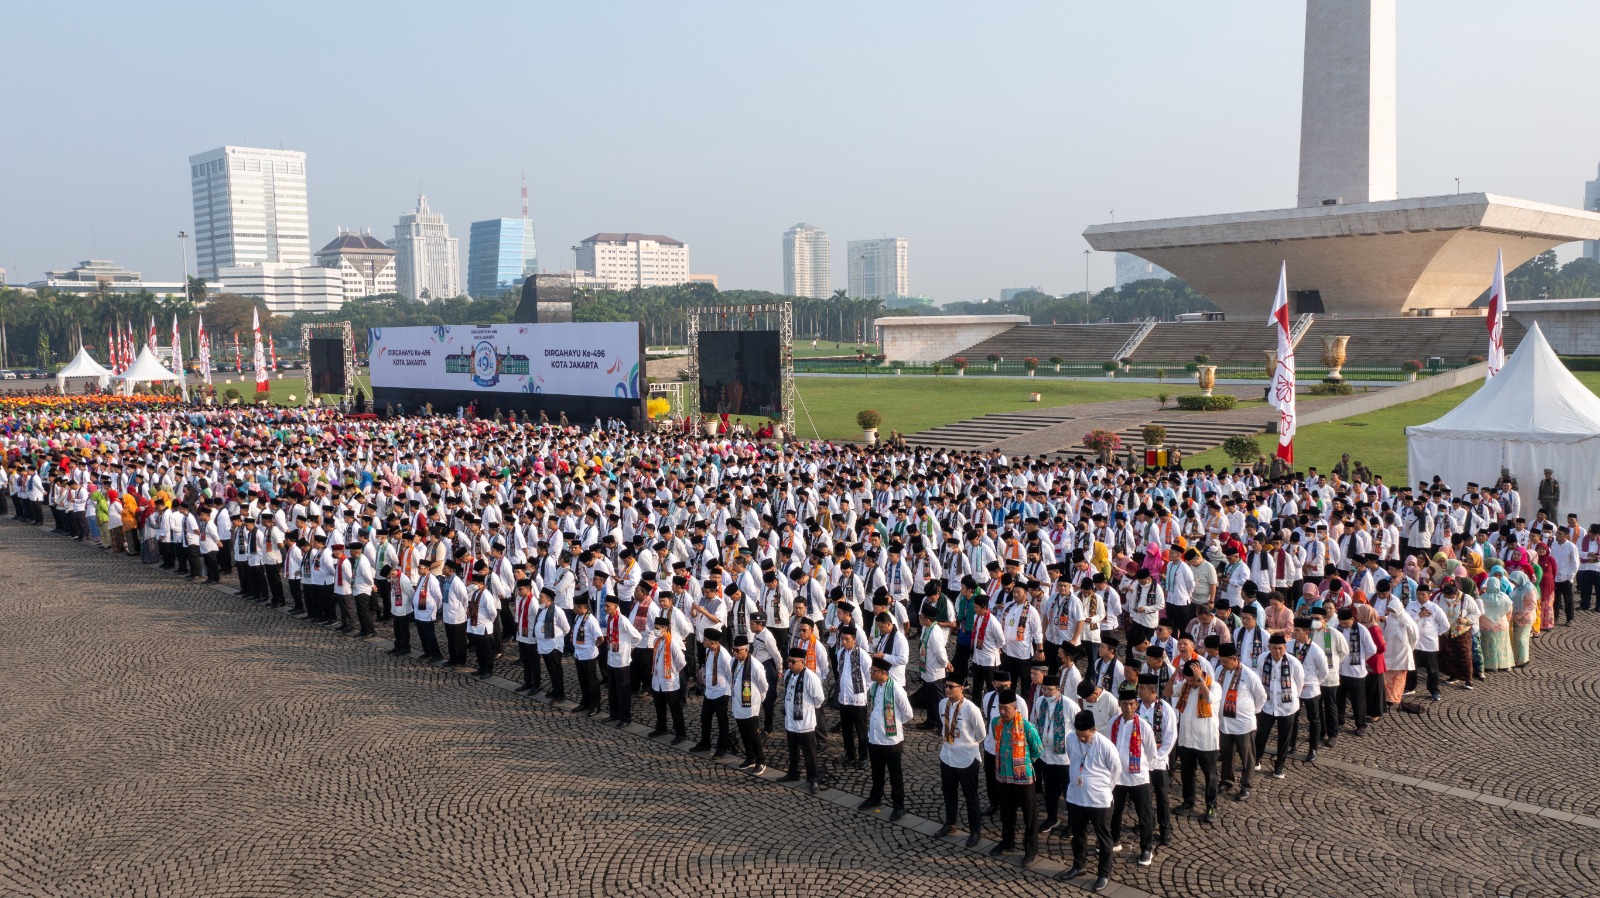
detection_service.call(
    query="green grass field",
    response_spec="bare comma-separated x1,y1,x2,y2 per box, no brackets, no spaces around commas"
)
206,372,372,407
786,377,1171,441
1185,371,1600,482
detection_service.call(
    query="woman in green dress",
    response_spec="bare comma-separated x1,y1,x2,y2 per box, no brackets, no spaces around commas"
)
1477,567,1513,672
1507,568,1537,668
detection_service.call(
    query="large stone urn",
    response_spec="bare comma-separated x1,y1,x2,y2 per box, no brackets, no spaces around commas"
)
1263,350,1277,377
1196,365,1218,397
1321,335,1350,382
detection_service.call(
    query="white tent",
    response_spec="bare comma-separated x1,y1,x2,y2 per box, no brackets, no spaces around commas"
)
55,346,113,391
113,345,184,394
1407,323,1600,526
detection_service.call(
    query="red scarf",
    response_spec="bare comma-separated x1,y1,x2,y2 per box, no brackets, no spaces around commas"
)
1112,716,1142,774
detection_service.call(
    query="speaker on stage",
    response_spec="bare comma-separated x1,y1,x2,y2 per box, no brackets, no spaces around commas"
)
309,338,346,395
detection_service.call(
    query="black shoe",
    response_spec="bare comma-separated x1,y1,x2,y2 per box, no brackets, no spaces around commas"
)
570,705,589,714
1021,850,1037,867
1233,788,1251,801
857,799,881,812
778,773,801,783
1202,806,1217,824
736,759,756,769
964,833,980,848
854,758,866,770
935,823,956,837
1353,727,1367,737
1062,865,1082,879
689,743,711,753
990,843,1014,857
648,728,667,737
1039,818,1058,835
387,648,407,656
806,781,818,794
1176,801,1195,813
1159,832,1171,846
473,670,492,679
514,685,532,693
1305,750,1318,763
841,755,857,765
1138,849,1153,866
1091,875,1110,892
670,735,687,745
711,751,727,760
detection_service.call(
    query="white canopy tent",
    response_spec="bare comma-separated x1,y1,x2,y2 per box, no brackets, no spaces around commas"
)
1407,323,1600,526
55,347,113,391
113,345,184,396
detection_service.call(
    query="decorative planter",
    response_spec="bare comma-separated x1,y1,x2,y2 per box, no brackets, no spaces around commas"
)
1197,365,1218,397
1027,370,1036,378
955,368,965,376
1028,392,1041,402
1407,372,1417,382
1263,350,1278,378
1322,335,1350,382
862,428,878,445
1105,371,1115,379
1053,364,1061,373
894,368,902,375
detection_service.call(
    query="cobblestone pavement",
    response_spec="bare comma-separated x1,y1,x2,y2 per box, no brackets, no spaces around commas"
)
2,520,1597,898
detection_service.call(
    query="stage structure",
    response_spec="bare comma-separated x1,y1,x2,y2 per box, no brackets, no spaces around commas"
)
301,321,357,405
685,302,793,434
368,321,643,422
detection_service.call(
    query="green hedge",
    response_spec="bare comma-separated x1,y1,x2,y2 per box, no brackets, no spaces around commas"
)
1305,382,1356,396
1175,394,1237,411
1560,356,1600,371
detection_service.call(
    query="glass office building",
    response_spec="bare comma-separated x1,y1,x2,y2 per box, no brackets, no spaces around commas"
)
467,218,537,297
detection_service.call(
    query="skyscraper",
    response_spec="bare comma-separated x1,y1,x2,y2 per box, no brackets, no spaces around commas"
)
188,146,310,278
574,233,690,289
782,223,830,299
467,218,538,297
389,195,460,301
846,238,909,299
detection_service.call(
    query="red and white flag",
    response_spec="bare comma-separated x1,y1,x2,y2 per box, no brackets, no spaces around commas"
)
269,334,279,372
252,308,269,393
1267,261,1296,464
147,316,158,355
233,333,242,373
171,313,188,401
197,315,212,385
1486,248,1506,381
106,326,116,372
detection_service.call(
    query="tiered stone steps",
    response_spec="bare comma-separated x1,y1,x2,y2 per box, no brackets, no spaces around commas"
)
902,411,1076,451
939,323,1141,364
1056,416,1269,459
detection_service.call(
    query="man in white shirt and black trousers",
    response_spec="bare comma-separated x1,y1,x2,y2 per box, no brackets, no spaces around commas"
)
1065,708,1123,893
835,625,872,769
857,656,912,820
1108,682,1157,869
934,680,987,848
779,646,827,793
1216,642,1267,802
1254,632,1305,778
730,635,769,770
692,628,736,757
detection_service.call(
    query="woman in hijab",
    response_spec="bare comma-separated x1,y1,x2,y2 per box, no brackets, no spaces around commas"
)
1477,566,1514,672
1533,542,1557,636
1380,599,1418,709
1353,603,1388,721
1140,541,1166,580
1508,569,1537,667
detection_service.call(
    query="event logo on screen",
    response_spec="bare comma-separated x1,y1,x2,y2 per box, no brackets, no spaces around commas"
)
471,340,500,388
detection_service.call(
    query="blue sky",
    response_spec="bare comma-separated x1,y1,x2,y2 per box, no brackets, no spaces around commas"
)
3,0,1597,302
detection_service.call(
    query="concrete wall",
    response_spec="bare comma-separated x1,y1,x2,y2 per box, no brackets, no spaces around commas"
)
875,315,1028,362
1292,361,1486,428
1509,300,1600,355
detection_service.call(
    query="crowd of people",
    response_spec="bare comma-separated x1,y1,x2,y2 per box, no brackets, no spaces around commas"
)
2,395,1590,893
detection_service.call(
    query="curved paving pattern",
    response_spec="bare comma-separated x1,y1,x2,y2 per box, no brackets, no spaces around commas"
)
1,520,1596,898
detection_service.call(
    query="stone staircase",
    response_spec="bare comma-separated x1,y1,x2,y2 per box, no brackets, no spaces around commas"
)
903,411,1077,451
1056,416,1269,459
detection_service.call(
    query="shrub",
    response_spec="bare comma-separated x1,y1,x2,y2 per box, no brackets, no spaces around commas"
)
952,357,968,370
932,363,945,375
1467,354,1486,364
1194,353,1211,364
1102,361,1119,372
1155,368,1167,382
856,409,882,430
1120,356,1133,366
1082,429,1122,453
224,387,241,401
986,353,1002,363
891,360,904,370
1049,355,1065,365
1141,424,1167,446
1023,356,1039,371
1400,359,1423,374
1184,362,1199,373
1306,382,1355,396
1156,392,1169,408
1175,394,1237,411
1222,434,1261,464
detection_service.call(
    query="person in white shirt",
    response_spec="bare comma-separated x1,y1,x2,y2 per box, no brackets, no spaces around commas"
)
465,568,500,678
1162,547,1196,633
1215,644,1267,801
1577,523,1600,612
858,657,913,819
967,594,1005,698
532,587,571,701
1253,634,1305,778
350,540,378,638
914,604,951,728
834,625,872,767
570,594,605,715
1030,676,1081,834
1064,709,1123,892
601,594,641,724
1107,683,1158,868
649,615,688,743
1135,674,1178,847
1550,528,1580,625
1174,653,1223,823
730,635,769,770
779,646,827,792
1076,678,1120,733
934,680,987,847
508,579,542,693
692,628,735,756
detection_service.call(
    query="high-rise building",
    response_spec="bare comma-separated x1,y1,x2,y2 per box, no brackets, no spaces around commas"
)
389,195,460,301
574,233,690,289
783,223,831,299
189,146,310,278
467,218,538,297
1584,164,1600,262
214,263,344,315
846,238,909,299
1114,253,1175,287
315,231,397,298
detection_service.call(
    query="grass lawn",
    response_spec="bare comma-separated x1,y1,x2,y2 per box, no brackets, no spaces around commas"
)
785,376,1172,441
1185,372,1600,482
206,372,372,407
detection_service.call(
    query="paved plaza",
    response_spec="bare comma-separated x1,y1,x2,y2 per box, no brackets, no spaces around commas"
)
1,520,1597,898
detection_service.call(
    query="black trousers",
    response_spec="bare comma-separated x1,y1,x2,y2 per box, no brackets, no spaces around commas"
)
1337,674,1367,730
1149,768,1171,839
1578,570,1600,611
1412,649,1440,696
1069,802,1113,876
997,780,1038,853
699,694,732,749
1365,672,1384,715
1219,730,1256,789
1038,761,1068,823
786,729,819,782
1001,654,1032,688
239,562,258,597
183,544,200,576
605,665,632,721
543,650,566,699
1110,783,1154,852
952,642,973,684
263,565,285,606
445,622,469,665
630,647,653,694
517,642,540,688
1177,746,1219,809
1319,681,1341,742
654,688,687,737
839,704,868,760
355,592,377,636
470,632,496,674
737,716,763,765
1165,603,1194,635
1255,712,1299,772
202,550,220,583
159,540,175,568
575,658,602,709
914,678,946,722
287,578,304,612
1297,694,1323,753
1555,580,1576,623
392,612,414,654
941,759,982,833
970,663,995,701
376,580,392,621
218,541,233,574
760,659,779,730
867,742,905,808
415,619,441,659
983,752,1000,809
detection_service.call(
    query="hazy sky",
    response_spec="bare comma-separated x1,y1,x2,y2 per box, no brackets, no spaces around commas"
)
4,0,1598,303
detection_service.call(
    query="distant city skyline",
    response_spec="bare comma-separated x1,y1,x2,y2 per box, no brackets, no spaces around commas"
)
4,1,1598,302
